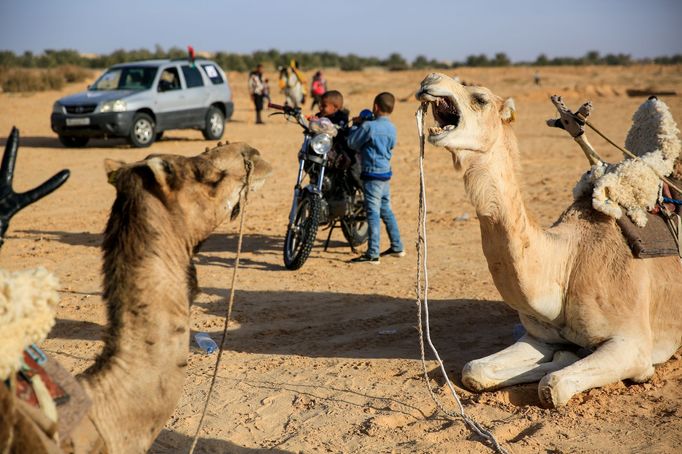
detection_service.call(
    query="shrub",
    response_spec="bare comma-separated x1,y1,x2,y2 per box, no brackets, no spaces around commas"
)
0,66,92,92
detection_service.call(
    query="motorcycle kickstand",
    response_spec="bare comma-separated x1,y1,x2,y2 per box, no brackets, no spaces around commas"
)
324,222,336,252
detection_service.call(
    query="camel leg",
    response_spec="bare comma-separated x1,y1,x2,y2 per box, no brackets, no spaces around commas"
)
462,335,579,391
539,338,655,407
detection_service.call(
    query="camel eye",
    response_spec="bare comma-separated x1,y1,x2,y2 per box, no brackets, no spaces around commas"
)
472,93,488,107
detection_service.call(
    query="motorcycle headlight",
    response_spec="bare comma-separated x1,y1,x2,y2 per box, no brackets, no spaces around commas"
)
100,99,127,113
52,102,64,114
310,133,332,155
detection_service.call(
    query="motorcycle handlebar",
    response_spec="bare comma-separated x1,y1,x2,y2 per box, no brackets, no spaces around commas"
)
268,102,286,111
268,103,308,128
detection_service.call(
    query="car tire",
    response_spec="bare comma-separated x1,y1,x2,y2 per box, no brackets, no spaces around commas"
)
202,106,225,140
128,113,155,148
58,135,89,148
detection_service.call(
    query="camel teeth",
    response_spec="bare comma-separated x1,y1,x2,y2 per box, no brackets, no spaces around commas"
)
444,125,455,131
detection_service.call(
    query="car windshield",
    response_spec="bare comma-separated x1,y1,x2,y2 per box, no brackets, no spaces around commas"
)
91,66,158,91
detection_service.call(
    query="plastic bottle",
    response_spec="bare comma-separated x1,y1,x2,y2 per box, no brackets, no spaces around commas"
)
194,332,218,354
512,324,526,341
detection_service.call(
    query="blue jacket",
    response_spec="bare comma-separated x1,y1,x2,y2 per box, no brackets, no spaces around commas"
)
346,116,396,178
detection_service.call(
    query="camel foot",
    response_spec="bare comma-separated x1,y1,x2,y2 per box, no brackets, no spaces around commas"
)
461,338,572,392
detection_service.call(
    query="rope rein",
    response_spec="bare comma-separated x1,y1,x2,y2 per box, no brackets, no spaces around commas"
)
415,104,508,454
189,160,253,454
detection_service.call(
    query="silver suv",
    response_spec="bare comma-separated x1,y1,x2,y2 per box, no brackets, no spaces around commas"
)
51,58,234,147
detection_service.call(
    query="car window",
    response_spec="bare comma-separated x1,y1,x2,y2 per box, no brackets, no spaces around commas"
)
91,67,157,91
182,65,204,88
158,67,181,92
201,64,224,85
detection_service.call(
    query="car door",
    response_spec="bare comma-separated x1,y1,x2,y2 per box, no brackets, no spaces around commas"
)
154,65,186,130
180,64,210,127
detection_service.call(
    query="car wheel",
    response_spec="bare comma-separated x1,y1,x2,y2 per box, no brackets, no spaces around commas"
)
202,106,225,140
58,135,89,148
128,113,155,148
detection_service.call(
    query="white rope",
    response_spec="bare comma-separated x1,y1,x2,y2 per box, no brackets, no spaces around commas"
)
189,160,253,454
415,104,508,454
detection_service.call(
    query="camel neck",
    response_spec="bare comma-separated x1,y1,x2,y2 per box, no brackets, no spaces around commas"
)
463,126,533,233
81,192,192,452
461,126,562,318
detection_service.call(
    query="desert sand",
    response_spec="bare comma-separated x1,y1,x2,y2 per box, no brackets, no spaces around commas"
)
1,65,681,453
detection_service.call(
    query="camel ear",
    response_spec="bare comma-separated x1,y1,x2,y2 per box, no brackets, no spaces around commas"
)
241,146,272,184
104,159,126,185
144,157,174,194
501,97,516,123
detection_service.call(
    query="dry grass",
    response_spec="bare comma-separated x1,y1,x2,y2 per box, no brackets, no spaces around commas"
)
0,65,93,93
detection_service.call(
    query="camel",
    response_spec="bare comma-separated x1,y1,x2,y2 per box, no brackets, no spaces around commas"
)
415,73,682,407
1,135,271,452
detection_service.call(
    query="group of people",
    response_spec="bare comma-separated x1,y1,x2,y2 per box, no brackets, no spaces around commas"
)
248,62,404,264
247,60,328,123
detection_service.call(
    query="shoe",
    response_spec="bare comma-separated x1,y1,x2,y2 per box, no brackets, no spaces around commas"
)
350,254,380,264
380,247,406,257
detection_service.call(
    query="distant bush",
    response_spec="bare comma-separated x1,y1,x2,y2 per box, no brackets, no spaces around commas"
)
0,47,679,80
0,65,93,92
54,65,92,83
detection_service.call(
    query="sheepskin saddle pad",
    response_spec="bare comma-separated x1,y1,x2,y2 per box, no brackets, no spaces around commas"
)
573,96,681,229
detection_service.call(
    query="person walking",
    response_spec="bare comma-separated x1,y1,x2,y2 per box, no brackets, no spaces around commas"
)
346,92,404,264
279,59,307,108
310,71,327,111
248,63,267,124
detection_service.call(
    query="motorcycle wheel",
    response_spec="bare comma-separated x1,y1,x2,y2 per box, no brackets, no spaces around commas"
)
341,188,368,247
283,193,321,270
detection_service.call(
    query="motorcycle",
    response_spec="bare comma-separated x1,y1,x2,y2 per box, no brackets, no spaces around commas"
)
269,103,368,270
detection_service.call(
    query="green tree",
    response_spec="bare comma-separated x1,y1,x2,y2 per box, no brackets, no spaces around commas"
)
385,53,408,71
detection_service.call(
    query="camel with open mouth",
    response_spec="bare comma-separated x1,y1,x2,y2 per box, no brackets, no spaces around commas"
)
416,72,682,407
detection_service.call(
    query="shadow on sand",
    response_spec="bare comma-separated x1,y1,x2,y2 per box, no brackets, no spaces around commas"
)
15,229,102,247
0,134,215,149
151,429,292,454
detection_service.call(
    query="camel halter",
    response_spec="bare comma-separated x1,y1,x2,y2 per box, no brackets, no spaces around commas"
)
415,104,508,454
189,158,254,454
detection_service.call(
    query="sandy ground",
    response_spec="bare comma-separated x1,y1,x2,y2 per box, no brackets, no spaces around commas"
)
2,65,682,453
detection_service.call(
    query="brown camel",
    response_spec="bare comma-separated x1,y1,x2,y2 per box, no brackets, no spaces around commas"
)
416,73,682,407
2,142,271,452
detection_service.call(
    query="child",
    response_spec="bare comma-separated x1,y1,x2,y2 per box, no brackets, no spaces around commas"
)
346,92,404,264
310,71,327,111
315,90,349,127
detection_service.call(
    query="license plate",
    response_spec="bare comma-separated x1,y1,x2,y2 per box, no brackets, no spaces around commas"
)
66,117,90,126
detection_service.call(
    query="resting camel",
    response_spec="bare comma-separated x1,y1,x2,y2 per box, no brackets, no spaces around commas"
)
1,131,271,452
416,73,682,407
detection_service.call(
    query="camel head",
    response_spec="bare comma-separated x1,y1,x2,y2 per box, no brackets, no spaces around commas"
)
416,73,516,166
103,142,271,246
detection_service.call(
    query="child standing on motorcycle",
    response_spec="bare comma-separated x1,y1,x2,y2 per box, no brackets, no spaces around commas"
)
347,92,404,264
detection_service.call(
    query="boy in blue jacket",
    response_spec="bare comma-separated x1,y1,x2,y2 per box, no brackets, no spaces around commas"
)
347,92,404,264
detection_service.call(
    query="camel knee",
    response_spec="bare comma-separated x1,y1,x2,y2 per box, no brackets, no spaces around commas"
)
461,359,493,392
631,364,655,383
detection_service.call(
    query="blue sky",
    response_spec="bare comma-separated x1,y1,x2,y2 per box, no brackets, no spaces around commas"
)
1,0,680,61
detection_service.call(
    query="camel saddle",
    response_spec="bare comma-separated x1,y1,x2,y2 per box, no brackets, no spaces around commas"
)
617,180,682,258
2,350,93,453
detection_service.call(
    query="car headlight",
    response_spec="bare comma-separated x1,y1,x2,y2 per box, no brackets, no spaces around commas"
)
310,133,332,155
52,102,64,114
100,99,127,113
